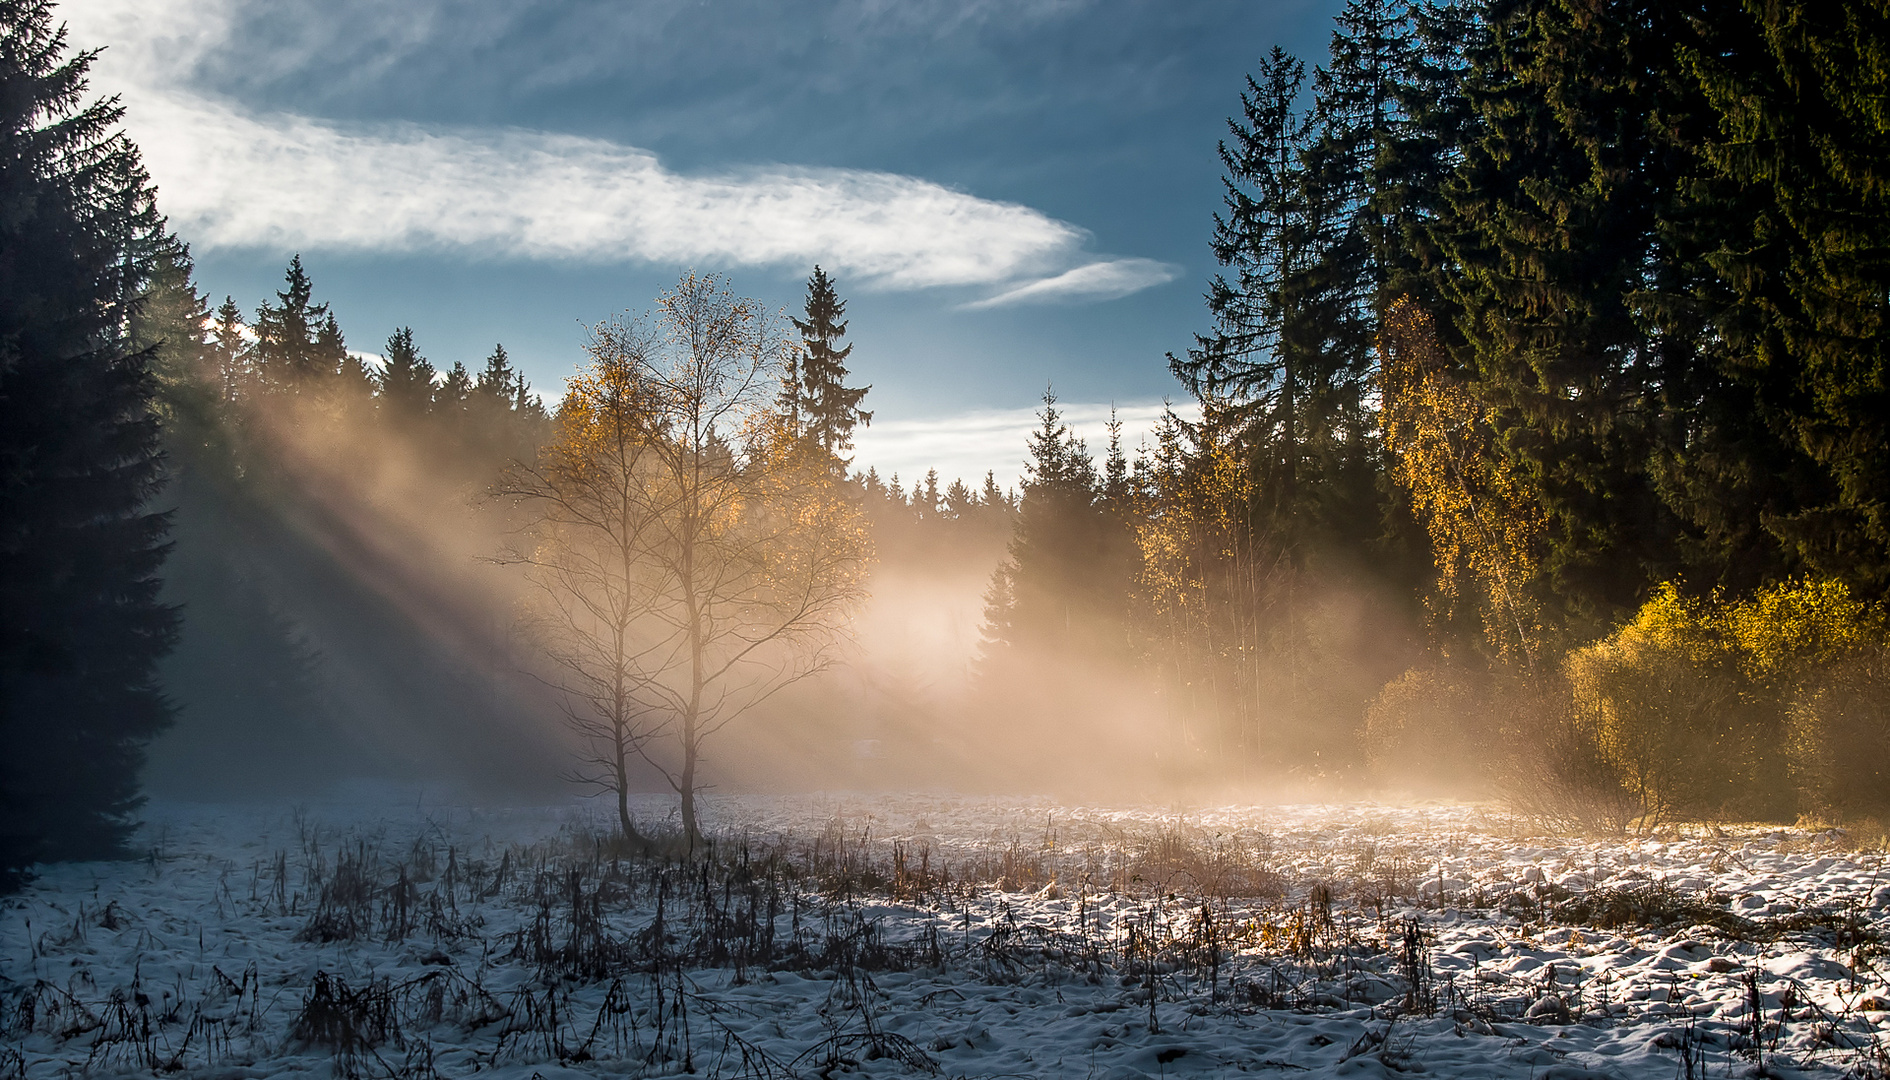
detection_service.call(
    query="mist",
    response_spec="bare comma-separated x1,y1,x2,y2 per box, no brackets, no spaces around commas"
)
20,3,1890,1074
142,317,1427,813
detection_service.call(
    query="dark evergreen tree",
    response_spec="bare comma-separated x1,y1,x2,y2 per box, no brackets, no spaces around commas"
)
378,326,435,415
979,471,1009,514
979,391,1129,664
207,297,250,405
436,360,472,418
326,314,373,399
1307,0,1411,320
251,255,337,389
1315,0,1421,308
790,266,871,462
943,477,974,518
1430,0,1714,634
0,2,176,889
1174,47,1313,436
1379,0,1482,311
1101,409,1132,510
1676,0,1890,594
1176,44,1383,564
475,343,518,406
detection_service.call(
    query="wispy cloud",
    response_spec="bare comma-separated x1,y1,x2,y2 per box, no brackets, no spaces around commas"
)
123,92,1084,290
960,257,1181,309
850,400,1194,493
67,0,1172,302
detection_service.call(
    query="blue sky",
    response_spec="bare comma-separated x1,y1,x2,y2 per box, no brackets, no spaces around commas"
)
69,0,1342,487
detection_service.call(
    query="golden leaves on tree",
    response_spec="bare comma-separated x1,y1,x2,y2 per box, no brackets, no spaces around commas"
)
1377,298,1546,663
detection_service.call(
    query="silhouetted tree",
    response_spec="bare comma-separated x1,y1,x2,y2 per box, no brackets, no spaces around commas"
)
378,326,435,416
252,255,338,390
0,2,176,890
980,390,1130,665
789,266,871,463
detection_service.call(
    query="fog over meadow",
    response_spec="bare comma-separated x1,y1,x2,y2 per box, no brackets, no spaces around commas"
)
15,1,1890,1076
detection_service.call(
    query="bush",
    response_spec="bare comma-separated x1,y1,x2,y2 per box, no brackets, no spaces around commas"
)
1363,664,1492,793
1563,585,1757,823
1789,648,1890,821
1554,578,1888,825
1492,670,1655,835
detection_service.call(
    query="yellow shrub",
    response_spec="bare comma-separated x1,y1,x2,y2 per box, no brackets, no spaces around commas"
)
1722,577,1883,691
1564,585,1748,823
1561,578,1887,823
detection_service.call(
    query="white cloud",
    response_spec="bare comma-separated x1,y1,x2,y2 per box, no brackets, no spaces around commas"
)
961,257,1181,309
66,0,1169,300
850,400,1195,493
124,91,1083,290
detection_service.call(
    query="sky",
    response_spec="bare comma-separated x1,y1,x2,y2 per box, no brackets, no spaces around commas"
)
66,0,1344,488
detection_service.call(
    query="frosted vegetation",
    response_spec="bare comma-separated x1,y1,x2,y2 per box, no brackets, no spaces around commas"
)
5,798,1890,1078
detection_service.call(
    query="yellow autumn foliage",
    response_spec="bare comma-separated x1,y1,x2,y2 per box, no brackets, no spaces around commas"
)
1377,298,1547,663
1565,577,1889,823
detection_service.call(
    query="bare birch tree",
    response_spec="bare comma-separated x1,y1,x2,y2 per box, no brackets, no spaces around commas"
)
501,273,870,850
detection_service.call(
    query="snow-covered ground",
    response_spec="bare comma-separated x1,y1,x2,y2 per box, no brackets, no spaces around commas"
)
4,795,1889,1078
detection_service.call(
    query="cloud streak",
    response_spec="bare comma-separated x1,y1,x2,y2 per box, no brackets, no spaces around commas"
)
127,92,1085,290
960,257,1181,309
69,0,1173,301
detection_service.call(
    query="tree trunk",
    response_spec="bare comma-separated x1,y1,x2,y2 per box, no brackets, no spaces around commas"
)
682,554,705,856
680,741,698,856
613,723,649,852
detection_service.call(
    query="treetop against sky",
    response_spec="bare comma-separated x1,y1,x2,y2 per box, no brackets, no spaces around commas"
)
64,0,1337,487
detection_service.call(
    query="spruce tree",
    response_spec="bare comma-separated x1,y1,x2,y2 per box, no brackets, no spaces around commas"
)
1177,45,1382,561
943,478,974,518
1678,0,1890,594
0,1,177,889
1102,409,1132,509
979,471,1008,514
1307,0,1412,319
436,360,472,417
1174,47,1312,426
979,390,1125,662
1430,0,1712,634
208,297,250,405
790,266,871,462
252,255,337,389
325,314,373,399
1380,0,1482,312
475,343,518,405
378,326,435,416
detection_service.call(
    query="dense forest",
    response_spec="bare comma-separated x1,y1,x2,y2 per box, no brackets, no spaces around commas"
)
972,0,1890,831
6,0,1890,888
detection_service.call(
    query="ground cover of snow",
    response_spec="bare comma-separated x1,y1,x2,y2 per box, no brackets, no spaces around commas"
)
4,794,1889,1078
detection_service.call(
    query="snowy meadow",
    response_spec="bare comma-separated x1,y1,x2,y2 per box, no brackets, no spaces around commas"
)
3,796,1889,1079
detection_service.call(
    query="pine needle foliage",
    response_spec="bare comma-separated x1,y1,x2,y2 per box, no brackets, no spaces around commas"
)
0,0,177,889
786,266,871,465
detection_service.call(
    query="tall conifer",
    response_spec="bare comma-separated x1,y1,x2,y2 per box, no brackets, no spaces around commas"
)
1431,0,1707,633
378,326,435,415
252,255,337,389
790,267,871,462
1678,0,1890,593
0,1,176,888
